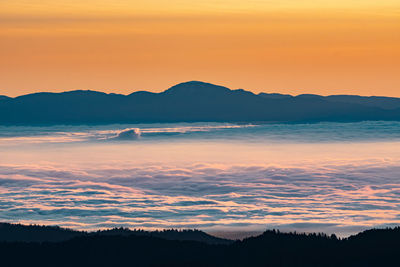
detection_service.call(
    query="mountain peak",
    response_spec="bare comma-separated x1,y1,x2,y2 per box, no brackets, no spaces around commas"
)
163,81,231,95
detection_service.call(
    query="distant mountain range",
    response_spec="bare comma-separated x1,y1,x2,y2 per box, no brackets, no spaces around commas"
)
0,222,399,266
1,81,400,125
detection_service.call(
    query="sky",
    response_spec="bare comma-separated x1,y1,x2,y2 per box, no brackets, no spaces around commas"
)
0,0,399,97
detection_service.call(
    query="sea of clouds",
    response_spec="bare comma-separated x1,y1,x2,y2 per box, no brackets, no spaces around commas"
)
1,122,400,237
1,160,399,237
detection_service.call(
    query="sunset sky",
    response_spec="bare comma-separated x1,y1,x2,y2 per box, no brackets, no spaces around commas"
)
1,0,399,97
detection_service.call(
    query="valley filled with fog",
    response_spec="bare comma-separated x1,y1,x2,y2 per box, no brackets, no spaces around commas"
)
1,121,400,238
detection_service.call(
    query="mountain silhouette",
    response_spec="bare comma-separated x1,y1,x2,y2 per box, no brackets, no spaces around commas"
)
0,222,399,266
1,81,400,125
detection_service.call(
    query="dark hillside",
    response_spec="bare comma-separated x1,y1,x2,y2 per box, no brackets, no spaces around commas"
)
0,223,398,266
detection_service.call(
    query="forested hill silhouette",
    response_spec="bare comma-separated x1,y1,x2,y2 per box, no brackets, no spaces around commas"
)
0,222,231,244
0,223,399,266
1,81,400,125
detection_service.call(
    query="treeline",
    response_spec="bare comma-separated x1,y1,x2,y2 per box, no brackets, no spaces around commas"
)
0,223,399,266
0,223,230,244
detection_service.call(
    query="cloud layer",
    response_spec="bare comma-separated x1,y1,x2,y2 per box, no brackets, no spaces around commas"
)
1,122,400,237
1,160,399,236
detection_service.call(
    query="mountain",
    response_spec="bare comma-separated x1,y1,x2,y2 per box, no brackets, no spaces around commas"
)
0,222,399,266
1,81,400,125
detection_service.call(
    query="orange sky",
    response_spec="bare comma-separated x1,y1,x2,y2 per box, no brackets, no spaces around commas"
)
0,0,399,97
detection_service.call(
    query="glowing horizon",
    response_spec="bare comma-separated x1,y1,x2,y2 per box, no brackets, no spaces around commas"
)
1,0,399,97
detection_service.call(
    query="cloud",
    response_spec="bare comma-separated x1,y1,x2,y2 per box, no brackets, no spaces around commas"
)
110,128,141,140
0,123,257,144
0,160,399,236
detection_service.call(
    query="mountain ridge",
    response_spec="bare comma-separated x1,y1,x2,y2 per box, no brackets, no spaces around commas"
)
3,81,399,100
1,81,400,125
